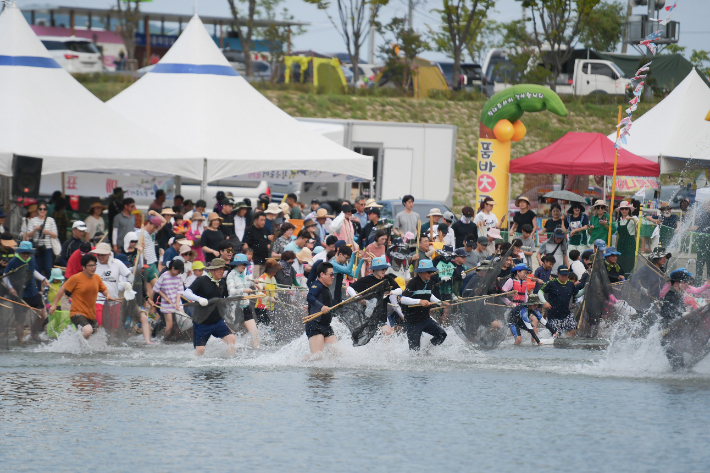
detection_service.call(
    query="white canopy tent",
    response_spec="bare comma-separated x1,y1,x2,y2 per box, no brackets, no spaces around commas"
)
607,69,710,173
0,4,204,179
107,14,372,191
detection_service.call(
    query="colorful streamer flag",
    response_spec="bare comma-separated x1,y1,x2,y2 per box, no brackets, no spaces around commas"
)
626,104,637,115
632,74,646,81
664,1,678,13
645,30,664,42
636,62,652,76
629,96,639,106
640,40,658,55
651,1,678,24
633,82,645,96
617,116,632,128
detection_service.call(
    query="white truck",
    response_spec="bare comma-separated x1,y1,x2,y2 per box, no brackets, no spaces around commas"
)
482,48,631,96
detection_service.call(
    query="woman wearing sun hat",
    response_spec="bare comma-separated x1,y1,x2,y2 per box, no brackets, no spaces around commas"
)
227,253,259,348
616,201,639,276
588,200,615,247
85,202,107,242
200,212,225,264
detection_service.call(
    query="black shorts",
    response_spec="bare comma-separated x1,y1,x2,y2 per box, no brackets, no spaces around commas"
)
243,305,254,322
70,315,98,333
305,320,335,339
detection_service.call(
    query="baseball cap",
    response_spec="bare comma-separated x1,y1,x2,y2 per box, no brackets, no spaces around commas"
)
149,216,162,226
557,265,570,275
72,220,88,231
477,236,489,245
453,248,468,257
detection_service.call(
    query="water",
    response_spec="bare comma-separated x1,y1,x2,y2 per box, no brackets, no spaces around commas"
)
2,321,710,472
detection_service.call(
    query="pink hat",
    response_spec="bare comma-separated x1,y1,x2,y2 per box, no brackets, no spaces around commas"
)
149,216,162,226
487,228,502,240
618,201,634,210
403,231,415,243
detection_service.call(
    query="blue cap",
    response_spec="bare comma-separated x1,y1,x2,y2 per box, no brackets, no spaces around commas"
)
670,268,694,283
553,228,565,237
15,241,35,254
115,253,129,267
230,253,249,265
594,239,607,250
313,246,325,254
453,248,468,257
334,240,347,248
414,259,436,273
370,256,391,271
557,265,570,275
604,247,621,257
512,263,530,273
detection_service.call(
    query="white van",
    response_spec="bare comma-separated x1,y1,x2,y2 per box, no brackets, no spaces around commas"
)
39,36,103,73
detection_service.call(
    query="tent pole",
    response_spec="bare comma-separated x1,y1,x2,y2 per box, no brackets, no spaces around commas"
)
608,106,622,243
200,159,207,201
174,175,181,198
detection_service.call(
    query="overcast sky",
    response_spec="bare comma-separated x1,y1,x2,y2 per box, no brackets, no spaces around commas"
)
24,0,710,64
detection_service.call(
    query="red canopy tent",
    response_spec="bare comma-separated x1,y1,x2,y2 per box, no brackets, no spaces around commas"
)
509,132,660,176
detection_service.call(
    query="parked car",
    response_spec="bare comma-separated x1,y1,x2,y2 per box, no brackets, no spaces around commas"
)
377,199,457,226
345,63,380,87
40,36,103,73
434,62,485,91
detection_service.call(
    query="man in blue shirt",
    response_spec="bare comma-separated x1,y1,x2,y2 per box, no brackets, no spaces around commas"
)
161,237,182,269
353,195,368,227
305,262,336,357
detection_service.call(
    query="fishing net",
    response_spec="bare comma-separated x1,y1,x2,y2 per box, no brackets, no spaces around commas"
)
616,254,667,315
101,299,133,343
576,252,615,337
332,281,388,347
450,294,510,349
661,303,710,370
0,263,30,349
462,246,515,298
269,290,308,344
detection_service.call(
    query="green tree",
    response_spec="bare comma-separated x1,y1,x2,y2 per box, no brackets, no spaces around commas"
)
579,1,623,52
257,0,306,83
114,0,144,63
303,0,389,87
377,17,429,90
690,50,710,73
430,0,495,89
665,44,686,55
465,19,501,65
227,0,258,77
518,0,601,91
490,19,551,85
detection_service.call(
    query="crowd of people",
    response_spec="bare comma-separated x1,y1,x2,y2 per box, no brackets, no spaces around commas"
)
1,189,709,359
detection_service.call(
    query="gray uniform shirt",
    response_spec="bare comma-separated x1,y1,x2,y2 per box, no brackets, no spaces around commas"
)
394,211,421,237
113,212,135,247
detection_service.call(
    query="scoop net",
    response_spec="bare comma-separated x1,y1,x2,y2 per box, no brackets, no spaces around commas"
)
616,254,667,315
661,303,710,370
462,246,515,298
332,281,388,347
0,263,30,349
576,252,616,337
450,294,511,349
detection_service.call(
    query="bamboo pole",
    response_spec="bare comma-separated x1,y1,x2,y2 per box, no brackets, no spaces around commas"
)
0,295,41,313
608,106,623,243
302,279,386,323
634,209,643,270
132,213,145,282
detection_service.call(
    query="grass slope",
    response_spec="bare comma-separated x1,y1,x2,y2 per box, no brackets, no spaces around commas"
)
81,77,660,207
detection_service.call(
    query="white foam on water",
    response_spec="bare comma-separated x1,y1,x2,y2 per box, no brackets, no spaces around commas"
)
35,326,114,354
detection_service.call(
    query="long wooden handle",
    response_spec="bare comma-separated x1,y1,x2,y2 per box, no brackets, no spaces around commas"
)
302,279,387,323
132,213,145,280
429,216,434,240
0,295,41,313
97,230,109,245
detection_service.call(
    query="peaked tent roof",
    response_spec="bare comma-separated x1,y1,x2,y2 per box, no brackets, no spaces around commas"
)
593,51,710,90
510,132,660,177
606,69,710,173
107,15,372,183
0,5,203,178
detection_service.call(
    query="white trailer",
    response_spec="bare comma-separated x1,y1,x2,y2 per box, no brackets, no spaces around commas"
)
281,118,457,207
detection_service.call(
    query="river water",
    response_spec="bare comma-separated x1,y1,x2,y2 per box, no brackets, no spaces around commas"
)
2,321,709,472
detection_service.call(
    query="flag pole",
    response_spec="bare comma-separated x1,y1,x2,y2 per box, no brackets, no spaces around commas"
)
608,106,622,244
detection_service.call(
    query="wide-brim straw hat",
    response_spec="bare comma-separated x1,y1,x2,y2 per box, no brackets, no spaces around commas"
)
205,258,227,270
426,208,443,217
278,202,290,214
364,199,382,208
207,212,223,223
90,242,112,255
592,200,608,208
161,208,176,216
618,201,634,210
515,196,530,206
191,212,205,221
316,208,334,219
296,247,314,264
487,228,502,240
1,235,17,248
89,201,107,212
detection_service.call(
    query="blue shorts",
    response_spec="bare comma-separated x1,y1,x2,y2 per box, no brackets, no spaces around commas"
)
193,319,233,347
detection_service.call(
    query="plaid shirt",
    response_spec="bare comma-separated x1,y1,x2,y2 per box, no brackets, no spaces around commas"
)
153,272,184,313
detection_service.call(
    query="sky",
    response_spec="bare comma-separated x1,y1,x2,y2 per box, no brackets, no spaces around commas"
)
21,0,710,64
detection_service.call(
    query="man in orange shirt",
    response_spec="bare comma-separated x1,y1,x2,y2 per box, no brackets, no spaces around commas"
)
49,253,114,340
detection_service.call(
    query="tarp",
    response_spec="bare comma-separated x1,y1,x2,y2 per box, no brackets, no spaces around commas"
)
593,51,710,90
510,132,660,176
0,5,204,179
108,14,372,183
606,70,710,173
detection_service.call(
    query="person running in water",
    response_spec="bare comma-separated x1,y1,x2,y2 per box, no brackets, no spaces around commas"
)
537,265,587,337
305,262,337,357
400,260,450,350
507,294,558,345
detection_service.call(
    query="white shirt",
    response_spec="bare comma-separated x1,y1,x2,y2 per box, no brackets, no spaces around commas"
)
235,215,247,241
570,260,586,280
313,251,329,263
473,211,498,234
96,258,133,304
140,228,158,265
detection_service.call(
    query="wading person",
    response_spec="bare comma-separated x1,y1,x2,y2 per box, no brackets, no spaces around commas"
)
347,256,403,335
400,260,449,351
183,258,236,356
305,262,337,357
92,243,133,327
3,241,49,342
508,295,558,346
537,266,587,337
153,259,185,340
227,253,259,348
603,247,625,283
255,259,280,326
50,254,115,340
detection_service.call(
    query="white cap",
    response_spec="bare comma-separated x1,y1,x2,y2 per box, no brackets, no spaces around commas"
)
72,220,87,231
